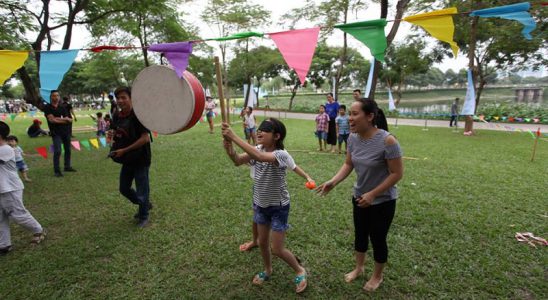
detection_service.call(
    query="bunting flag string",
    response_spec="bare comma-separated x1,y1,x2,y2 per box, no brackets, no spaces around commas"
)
404,7,459,57
39,50,79,102
0,50,29,85
148,42,193,78
470,2,535,40
269,27,320,85
207,31,264,41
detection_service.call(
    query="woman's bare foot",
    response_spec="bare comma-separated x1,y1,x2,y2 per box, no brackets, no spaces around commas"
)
363,276,383,292
239,241,258,252
344,268,364,283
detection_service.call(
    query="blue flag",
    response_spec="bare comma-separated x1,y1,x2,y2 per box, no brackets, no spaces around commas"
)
461,69,476,116
470,2,535,40
39,50,79,103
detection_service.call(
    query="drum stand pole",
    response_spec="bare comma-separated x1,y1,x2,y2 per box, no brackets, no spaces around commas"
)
214,56,227,123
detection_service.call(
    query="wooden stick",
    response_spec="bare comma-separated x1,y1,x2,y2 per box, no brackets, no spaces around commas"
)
531,127,540,162
214,56,227,123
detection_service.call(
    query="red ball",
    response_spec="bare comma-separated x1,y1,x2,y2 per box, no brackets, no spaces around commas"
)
305,181,316,189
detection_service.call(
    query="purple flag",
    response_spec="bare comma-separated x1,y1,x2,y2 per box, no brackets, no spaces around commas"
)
148,42,193,77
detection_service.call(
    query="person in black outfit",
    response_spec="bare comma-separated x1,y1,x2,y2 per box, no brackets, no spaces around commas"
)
61,96,77,137
109,94,118,117
44,90,75,177
27,119,49,137
108,87,152,228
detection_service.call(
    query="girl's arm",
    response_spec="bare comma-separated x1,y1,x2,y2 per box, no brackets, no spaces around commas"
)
356,136,403,207
293,165,313,182
222,122,277,163
317,151,354,196
223,139,251,166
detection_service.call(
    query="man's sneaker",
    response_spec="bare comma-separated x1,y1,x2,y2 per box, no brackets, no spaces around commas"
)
137,219,149,228
133,202,153,219
64,167,77,172
0,245,12,256
54,172,63,177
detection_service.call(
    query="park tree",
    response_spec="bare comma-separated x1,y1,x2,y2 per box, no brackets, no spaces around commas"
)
436,0,547,132
380,40,432,104
201,0,270,105
445,69,459,87
282,0,367,98
227,46,284,101
88,0,197,67
0,0,125,109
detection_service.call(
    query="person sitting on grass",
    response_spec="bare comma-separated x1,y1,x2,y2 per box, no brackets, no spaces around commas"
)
6,135,32,182
222,118,313,294
26,119,49,138
0,121,46,256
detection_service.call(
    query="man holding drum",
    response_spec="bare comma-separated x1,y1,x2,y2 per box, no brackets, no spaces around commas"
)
108,87,152,228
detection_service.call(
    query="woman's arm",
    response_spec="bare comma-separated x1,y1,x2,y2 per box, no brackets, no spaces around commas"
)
317,151,354,195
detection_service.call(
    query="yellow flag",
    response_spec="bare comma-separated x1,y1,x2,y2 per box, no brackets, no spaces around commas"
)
90,138,99,149
0,50,29,85
404,8,459,57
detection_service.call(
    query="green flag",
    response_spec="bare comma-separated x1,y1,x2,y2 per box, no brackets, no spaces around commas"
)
80,140,91,150
208,31,264,41
10,113,16,122
335,19,388,62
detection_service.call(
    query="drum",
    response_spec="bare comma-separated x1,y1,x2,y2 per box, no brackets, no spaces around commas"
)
132,65,205,134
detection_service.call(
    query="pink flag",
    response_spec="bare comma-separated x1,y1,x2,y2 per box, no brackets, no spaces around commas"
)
269,27,320,85
71,140,81,151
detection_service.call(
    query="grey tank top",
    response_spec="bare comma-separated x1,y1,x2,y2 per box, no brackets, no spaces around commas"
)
348,129,402,205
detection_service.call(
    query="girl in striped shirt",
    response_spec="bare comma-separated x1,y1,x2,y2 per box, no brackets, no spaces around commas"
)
317,98,403,292
222,118,313,294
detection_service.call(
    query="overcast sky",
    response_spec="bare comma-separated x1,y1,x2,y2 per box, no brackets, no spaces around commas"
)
64,0,471,72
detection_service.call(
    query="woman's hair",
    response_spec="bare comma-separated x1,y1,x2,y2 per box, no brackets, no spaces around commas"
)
356,98,389,131
0,121,10,140
258,118,286,150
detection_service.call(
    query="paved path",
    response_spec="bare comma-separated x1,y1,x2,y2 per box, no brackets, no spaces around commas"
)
249,109,548,133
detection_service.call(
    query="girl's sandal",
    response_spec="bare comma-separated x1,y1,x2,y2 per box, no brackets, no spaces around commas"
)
295,272,307,293
30,229,47,245
252,271,270,285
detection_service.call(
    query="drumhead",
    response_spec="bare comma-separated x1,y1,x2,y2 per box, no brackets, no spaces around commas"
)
132,65,202,134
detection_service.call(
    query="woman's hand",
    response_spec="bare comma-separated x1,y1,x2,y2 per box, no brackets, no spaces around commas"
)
316,180,335,196
355,192,375,208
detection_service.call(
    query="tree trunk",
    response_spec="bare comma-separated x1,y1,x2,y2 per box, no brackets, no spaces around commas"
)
334,5,349,99
370,0,409,100
288,82,300,111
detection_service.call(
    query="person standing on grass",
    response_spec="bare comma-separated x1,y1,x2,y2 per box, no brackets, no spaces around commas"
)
325,93,340,153
353,89,362,101
95,112,107,137
315,105,329,151
44,90,75,177
317,98,403,292
108,87,152,228
0,121,46,256
6,136,32,182
204,96,216,134
222,118,313,294
243,107,258,145
335,105,350,154
450,98,459,127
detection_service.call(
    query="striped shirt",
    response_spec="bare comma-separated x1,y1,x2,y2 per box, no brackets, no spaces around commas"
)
250,145,296,208
336,115,350,134
348,129,402,205
315,113,330,131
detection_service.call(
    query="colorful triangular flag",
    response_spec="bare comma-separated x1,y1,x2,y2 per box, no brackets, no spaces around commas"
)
335,19,388,62
89,138,99,149
404,8,459,57
71,140,81,151
39,49,79,102
269,27,320,85
99,137,107,147
36,146,48,159
0,50,29,85
470,2,536,40
80,140,91,150
148,42,193,78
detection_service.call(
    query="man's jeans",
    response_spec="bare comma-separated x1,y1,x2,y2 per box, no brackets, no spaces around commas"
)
119,164,150,220
52,134,72,172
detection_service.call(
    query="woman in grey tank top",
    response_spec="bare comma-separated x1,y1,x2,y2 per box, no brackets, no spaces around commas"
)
317,98,403,292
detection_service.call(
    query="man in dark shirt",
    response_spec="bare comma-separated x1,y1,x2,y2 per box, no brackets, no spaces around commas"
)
44,90,75,177
108,87,152,228
450,97,459,127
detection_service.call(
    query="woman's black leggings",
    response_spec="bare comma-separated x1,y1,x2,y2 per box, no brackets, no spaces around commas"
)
352,198,396,263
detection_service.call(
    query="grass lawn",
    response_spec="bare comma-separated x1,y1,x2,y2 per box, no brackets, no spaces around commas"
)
0,113,546,299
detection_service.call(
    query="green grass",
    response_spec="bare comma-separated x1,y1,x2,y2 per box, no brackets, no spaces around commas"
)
0,113,546,299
